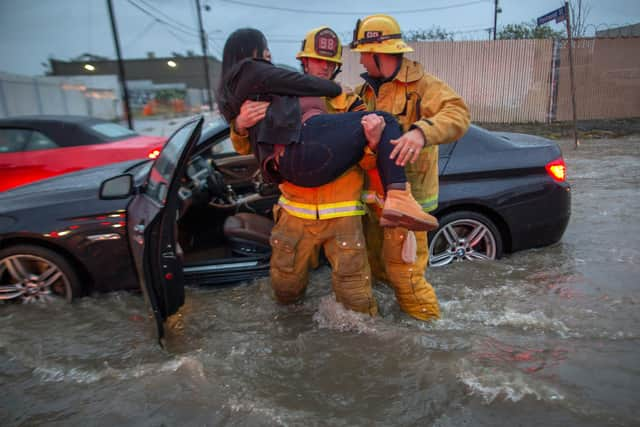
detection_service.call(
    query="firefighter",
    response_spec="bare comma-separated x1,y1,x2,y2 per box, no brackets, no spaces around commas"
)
351,14,471,321
230,27,379,315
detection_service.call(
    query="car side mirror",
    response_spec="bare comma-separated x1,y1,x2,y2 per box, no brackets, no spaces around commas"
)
100,174,133,199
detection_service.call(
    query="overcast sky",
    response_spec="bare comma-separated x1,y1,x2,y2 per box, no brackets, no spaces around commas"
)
1,0,638,76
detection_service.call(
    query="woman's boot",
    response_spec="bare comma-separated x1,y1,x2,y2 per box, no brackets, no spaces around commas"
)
380,183,439,231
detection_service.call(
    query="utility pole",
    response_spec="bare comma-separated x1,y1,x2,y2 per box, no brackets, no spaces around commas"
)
195,0,214,113
493,0,499,40
106,0,133,130
564,1,579,148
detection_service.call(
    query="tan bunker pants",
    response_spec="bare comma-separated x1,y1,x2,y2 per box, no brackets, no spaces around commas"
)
364,215,440,321
269,207,378,315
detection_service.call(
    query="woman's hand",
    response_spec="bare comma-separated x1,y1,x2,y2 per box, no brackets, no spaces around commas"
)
235,100,270,134
361,113,386,152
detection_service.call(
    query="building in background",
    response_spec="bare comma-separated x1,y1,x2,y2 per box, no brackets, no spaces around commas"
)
0,72,121,120
49,54,220,90
48,54,220,115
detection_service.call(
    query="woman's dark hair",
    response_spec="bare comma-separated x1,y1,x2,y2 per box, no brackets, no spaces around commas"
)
220,28,268,79
216,28,268,120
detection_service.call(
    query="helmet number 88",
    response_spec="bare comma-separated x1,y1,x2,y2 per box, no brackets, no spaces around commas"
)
318,37,335,51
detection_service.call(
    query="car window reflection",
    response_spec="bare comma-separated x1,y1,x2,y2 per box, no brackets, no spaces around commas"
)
211,136,235,155
145,122,196,204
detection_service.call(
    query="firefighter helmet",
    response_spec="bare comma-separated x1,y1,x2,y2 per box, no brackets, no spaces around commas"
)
296,27,343,64
350,14,413,54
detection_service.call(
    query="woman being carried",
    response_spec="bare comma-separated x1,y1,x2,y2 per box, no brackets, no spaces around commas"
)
216,28,437,231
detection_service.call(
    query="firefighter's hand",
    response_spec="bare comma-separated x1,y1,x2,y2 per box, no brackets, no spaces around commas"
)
390,129,426,166
361,113,385,152
235,100,269,135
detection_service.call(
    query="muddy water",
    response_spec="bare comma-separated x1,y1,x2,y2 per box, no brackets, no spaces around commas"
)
1,137,639,426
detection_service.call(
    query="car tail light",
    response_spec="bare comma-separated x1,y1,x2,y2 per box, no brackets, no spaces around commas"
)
148,148,161,159
545,158,566,182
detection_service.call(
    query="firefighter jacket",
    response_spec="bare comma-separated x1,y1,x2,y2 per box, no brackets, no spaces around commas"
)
229,92,376,220
357,58,470,212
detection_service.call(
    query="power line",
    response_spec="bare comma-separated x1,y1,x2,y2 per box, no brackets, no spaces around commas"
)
136,0,187,25
215,0,490,15
127,0,225,57
126,0,199,39
207,36,224,56
165,27,192,45
124,19,156,50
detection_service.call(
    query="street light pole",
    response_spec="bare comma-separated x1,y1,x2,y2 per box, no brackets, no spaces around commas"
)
565,1,579,149
493,0,499,40
195,0,214,112
106,0,133,129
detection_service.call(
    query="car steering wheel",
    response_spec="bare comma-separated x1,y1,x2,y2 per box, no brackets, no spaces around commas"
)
180,156,227,206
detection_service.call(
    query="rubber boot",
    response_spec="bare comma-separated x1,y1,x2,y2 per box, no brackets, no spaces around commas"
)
380,184,439,231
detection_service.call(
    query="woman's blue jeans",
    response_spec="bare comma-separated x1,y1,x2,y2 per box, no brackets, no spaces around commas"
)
278,111,406,188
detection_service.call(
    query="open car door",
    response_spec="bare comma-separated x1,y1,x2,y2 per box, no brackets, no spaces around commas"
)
127,117,203,345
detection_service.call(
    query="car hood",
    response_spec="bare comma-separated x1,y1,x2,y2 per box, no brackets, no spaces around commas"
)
0,160,143,213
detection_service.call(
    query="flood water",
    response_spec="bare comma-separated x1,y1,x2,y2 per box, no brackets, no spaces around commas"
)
2,137,639,426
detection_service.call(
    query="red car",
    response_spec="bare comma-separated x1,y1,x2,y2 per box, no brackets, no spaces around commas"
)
0,115,166,192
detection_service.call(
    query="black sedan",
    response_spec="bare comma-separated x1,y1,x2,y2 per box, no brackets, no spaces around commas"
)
0,117,276,304
0,117,570,336
429,128,570,266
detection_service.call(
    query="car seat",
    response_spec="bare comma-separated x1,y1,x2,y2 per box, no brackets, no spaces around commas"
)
223,212,273,257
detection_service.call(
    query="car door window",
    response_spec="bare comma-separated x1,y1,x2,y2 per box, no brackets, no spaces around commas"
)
24,131,59,151
0,129,30,153
211,135,235,156
145,122,197,204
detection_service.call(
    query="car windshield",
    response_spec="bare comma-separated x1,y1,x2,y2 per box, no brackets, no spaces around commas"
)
90,123,139,140
145,121,198,204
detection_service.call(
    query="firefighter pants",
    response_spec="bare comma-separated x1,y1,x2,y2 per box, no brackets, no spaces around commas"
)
269,207,378,315
363,215,440,321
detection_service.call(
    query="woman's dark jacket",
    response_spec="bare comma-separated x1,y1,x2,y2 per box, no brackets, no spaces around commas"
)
217,58,341,182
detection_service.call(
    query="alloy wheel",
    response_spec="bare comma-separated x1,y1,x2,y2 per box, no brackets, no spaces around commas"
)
429,218,498,267
0,254,72,303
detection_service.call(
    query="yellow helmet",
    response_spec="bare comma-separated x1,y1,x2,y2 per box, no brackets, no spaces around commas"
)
350,14,413,54
296,27,343,64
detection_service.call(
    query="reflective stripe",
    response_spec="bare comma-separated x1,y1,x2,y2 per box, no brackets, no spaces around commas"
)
418,195,438,212
278,196,365,220
278,197,317,219
318,200,365,219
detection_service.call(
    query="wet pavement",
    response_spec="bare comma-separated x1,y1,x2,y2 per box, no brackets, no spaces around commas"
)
1,136,639,426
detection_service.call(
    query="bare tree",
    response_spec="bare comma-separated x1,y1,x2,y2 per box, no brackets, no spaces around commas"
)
569,0,592,38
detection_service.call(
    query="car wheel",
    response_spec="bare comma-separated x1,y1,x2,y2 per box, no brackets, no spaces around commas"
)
0,245,82,304
429,211,503,267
